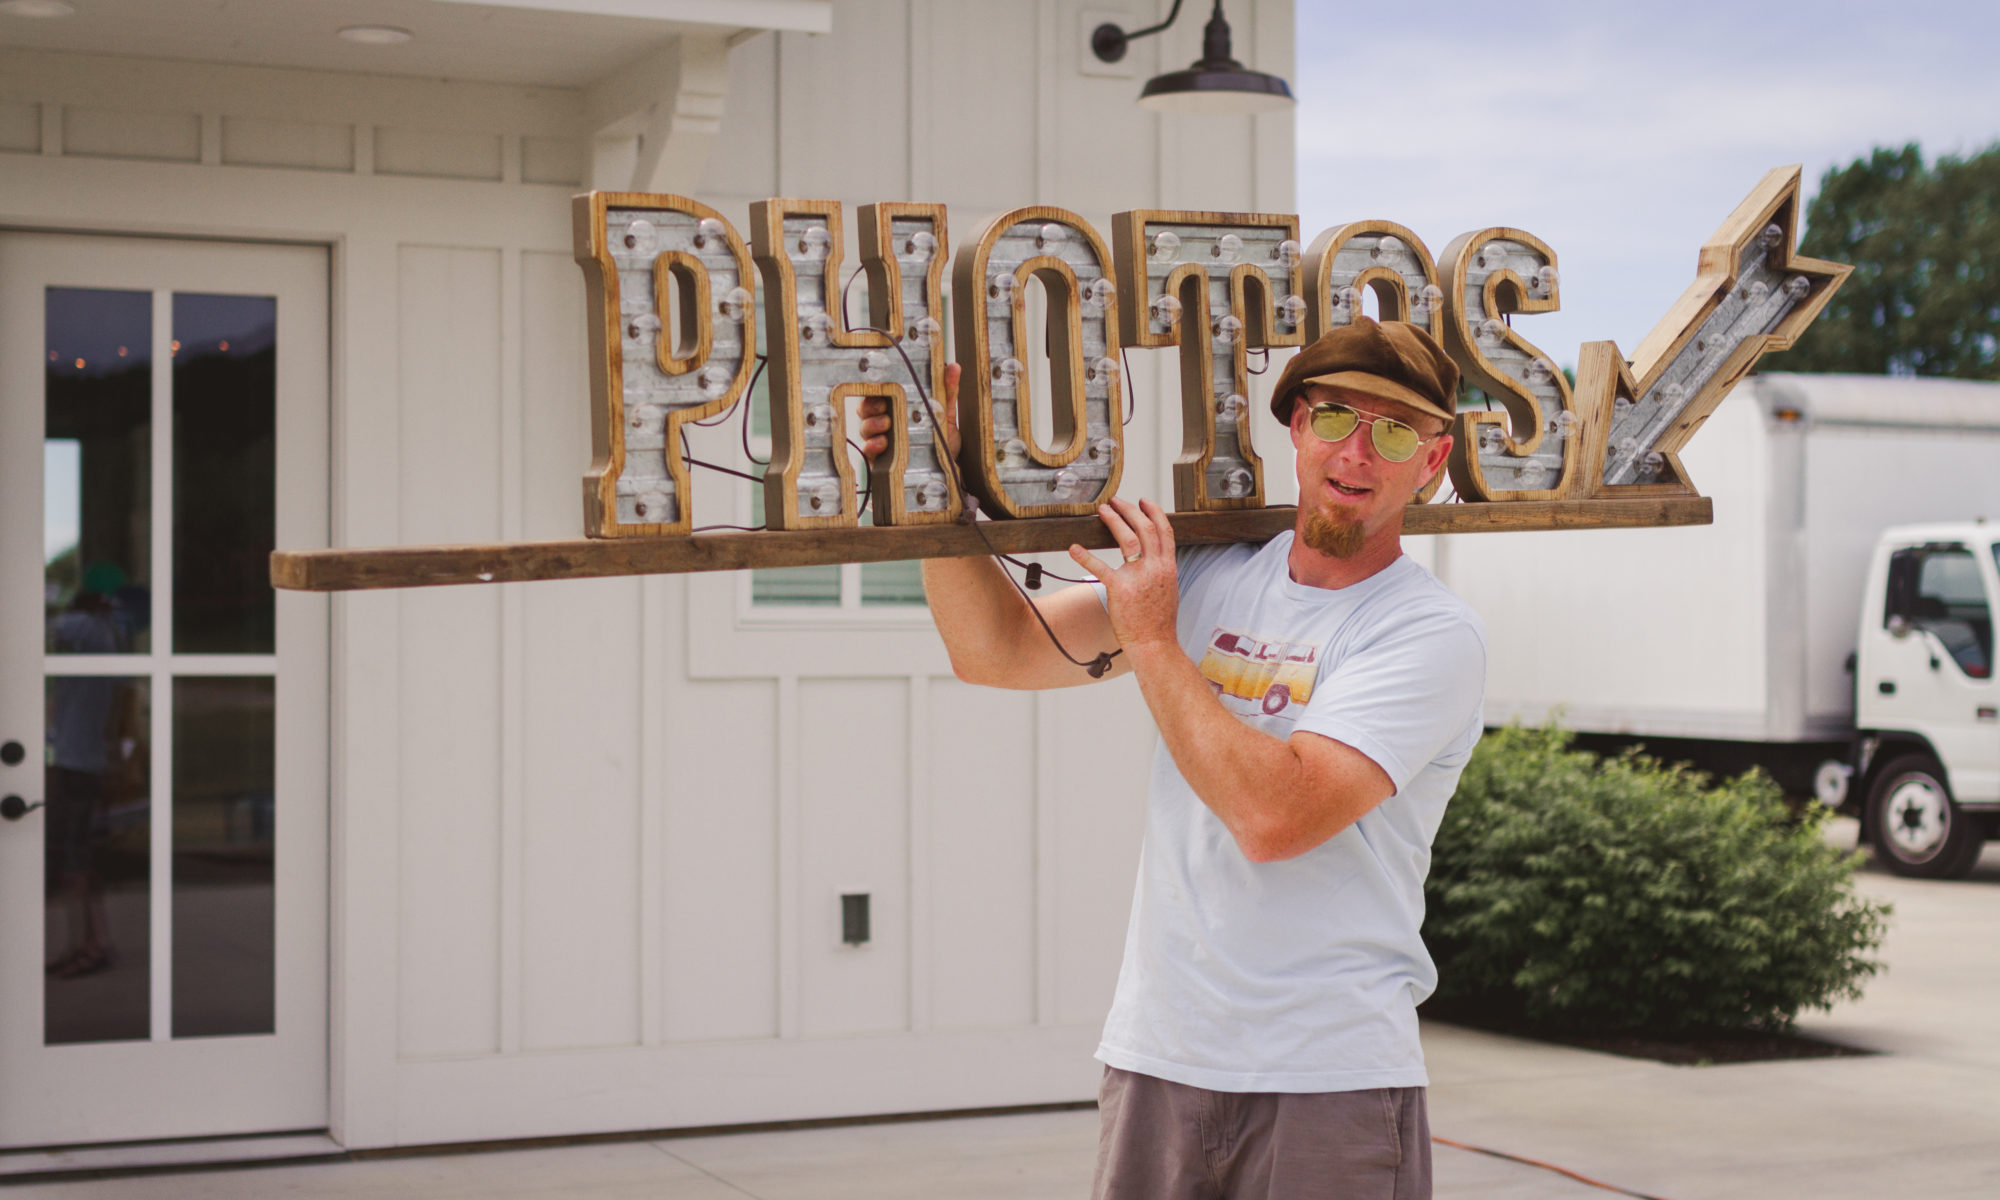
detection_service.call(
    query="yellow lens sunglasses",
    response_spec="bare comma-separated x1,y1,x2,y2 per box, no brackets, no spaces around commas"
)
1306,402,1438,463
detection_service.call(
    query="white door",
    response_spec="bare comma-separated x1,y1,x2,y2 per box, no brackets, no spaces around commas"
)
0,233,329,1147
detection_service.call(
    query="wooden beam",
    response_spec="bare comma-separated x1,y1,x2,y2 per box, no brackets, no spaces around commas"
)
271,497,1710,593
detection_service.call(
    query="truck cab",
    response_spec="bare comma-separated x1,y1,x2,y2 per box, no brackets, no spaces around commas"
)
1851,522,2000,877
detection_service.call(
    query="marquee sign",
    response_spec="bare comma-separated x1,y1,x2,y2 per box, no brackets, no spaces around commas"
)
270,166,1847,592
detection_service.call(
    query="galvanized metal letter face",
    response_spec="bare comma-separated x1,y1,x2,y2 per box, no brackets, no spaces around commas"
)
751,200,958,530
951,208,1127,520
575,192,757,537
1113,211,1305,512
1437,228,1586,502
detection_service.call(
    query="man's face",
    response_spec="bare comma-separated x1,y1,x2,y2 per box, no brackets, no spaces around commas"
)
1288,383,1454,558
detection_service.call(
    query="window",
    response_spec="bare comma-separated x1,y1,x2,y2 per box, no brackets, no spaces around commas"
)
1888,545,1993,678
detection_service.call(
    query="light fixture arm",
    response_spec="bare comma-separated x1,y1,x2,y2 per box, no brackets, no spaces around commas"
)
1090,0,1187,64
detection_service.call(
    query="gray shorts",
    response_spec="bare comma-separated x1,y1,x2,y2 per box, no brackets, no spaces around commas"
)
1092,1066,1431,1200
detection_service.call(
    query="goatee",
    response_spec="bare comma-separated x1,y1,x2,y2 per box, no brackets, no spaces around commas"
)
1301,511,1365,558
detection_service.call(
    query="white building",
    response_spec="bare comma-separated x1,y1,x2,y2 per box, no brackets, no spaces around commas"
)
0,0,1298,1155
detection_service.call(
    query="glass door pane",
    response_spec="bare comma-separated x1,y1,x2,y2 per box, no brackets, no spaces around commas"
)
172,295,276,655
171,677,274,1038
43,676,151,1045
44,288,151,655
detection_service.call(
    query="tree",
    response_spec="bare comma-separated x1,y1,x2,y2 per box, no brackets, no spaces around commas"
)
1770,143,2000,379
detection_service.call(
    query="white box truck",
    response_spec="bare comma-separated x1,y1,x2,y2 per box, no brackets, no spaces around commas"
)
1434,373,2000,877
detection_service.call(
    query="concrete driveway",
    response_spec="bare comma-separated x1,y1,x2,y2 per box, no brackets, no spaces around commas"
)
14,821,1999,1199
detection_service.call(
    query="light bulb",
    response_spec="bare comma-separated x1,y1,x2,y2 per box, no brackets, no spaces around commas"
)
1479,244,1508,271
1786,275,1812,299
797,226,831,258
1037,223,1068,250
719,286,752,322
1211,233,1243,264
632,489,670,521
1088,356,1119,385
909,315,941,341
1660,381,1687,405
1222,467,1253,498
627,312,662,344
1478,425,1505,453
1761,223,1785,249
1151,230,1181,262
1525,357,1555,385
698,365,731,398
1375,235,1405,260
623,218,657,254
906,230,936,261
800,311,831,346
1536,265,1559,290
859,350,888,378
1150,294,1182,327
1217,393,1248,420
1278,294,1306,326
913,482,934,507
808,480,842,513
1003,436,1027,460
1613,395,1634,414
993,356,1024,385
1274,239,1301,268
1090,435,1119,462
1477,318,1506,346
1213,314,1243,345
805,401,837,432
694,217,727,250
1616,435,1640,457
1421,283,1445,308
1639,451,1665,480
1748,279,1770,301
1089,277,1117,306
629,403,666,434
1548,409,1579,439
1053,469,1082,498
989,273,1017,303
1516,463,1550,490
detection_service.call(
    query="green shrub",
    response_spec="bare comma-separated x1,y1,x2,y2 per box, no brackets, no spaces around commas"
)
1423,723,1890,1036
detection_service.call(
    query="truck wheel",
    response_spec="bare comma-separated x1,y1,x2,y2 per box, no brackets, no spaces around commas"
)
1867,755,1984,879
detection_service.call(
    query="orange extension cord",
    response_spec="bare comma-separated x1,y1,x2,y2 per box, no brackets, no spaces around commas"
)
1433,1135,1674,1200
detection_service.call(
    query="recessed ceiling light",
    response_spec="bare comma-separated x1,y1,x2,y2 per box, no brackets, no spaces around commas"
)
338,25,412,45
0,1,79,18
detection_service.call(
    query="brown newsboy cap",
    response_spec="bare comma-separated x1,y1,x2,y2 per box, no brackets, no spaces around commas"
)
1270,317,1460,426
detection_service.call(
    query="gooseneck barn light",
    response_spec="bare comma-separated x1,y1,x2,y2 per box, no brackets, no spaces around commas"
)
1090,0,1295,115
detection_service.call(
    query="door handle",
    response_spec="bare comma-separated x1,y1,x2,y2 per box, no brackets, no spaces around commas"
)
1878,680,1897,695
0,741,23,766
1,795,43,821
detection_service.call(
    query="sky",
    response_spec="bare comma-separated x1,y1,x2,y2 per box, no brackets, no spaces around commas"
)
1292,0,2000,367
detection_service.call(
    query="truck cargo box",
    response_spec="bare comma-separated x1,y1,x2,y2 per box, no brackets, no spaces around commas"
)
1435,373,2000,764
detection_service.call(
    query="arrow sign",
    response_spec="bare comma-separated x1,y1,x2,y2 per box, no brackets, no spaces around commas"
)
1587,165,1851,492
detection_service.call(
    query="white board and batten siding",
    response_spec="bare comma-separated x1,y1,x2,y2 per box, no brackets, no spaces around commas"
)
2,1,1298,1148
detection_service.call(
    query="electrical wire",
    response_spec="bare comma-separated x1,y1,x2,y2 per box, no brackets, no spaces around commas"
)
853,323,1122,678
1431,1137,1674,1200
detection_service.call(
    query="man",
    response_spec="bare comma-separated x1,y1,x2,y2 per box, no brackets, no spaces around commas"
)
861,316,1486,1199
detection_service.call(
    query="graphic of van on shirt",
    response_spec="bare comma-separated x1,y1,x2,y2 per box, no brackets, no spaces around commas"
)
1197,628,1321,715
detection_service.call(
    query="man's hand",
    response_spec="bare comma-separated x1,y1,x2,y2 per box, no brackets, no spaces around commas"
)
1069,498,1180,654
859,362,961,464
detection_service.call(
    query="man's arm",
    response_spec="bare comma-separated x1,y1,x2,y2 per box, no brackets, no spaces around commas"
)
860,365,1125,690
1075,499,1395,863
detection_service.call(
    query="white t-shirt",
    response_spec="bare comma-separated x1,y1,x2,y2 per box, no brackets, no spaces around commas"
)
1093,532,1487,1093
